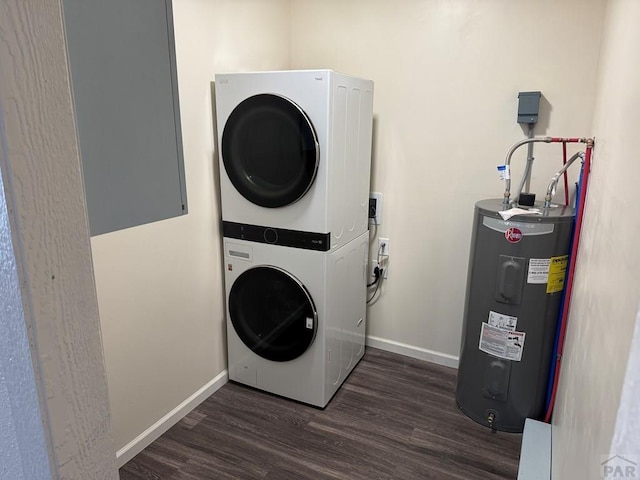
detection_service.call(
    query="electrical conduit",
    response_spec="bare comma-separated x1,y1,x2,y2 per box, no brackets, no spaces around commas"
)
502,137,586,205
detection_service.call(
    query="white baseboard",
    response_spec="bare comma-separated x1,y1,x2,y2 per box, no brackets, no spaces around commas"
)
116,369,228,468
366,335,459,369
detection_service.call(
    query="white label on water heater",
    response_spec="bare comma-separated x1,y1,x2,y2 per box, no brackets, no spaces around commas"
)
479,322,526,362
488,311,517,331
528,258,551,284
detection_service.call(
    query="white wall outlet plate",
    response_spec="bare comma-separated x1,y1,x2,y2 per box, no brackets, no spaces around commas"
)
369,192,383,225
378,237,390,256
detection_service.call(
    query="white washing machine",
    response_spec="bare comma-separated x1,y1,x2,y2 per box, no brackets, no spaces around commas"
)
223,231,369,407
215,70,374,252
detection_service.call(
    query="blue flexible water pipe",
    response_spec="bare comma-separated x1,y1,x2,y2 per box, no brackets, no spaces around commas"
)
544,159,585,411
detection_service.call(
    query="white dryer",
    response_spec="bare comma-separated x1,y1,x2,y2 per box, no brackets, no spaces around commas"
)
223,231,368,407
215,70,374,252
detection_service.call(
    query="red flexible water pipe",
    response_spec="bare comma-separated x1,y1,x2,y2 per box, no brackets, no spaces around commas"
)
549,137,585,143
562,142,570,206
551,136,581,205
544,139,594,423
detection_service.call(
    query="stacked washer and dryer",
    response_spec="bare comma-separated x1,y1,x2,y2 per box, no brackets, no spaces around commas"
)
214,70,374,407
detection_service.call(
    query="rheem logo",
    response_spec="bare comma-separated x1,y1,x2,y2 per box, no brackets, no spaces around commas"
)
505,227,523,243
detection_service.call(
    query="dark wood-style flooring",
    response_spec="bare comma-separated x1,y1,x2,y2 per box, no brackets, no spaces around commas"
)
120,348,521,479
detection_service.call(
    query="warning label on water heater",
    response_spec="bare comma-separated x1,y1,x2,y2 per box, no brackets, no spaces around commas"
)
488,310,517,331
479,322,526,362
527,255,569,293
546,255,569,294
527,258,551,284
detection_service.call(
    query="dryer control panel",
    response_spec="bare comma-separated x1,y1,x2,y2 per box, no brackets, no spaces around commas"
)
223,221,330,251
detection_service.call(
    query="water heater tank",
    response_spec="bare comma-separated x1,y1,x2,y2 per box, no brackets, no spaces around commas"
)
456,199,574,433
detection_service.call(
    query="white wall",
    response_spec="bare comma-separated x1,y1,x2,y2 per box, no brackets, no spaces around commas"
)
92,0,291,452
290,0,606,359
551,1,640,477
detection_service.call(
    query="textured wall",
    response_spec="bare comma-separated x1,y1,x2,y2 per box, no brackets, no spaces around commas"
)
0,170,51,480
0,1,117,478
610,308,640,461
290,0,606,359
92,0,292,451
551,1,640,477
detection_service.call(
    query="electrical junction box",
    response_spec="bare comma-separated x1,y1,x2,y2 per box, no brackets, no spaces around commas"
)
517,91,542,124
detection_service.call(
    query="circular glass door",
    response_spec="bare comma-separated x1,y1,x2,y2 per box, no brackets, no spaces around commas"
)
221,94,319,208
229,266,318,362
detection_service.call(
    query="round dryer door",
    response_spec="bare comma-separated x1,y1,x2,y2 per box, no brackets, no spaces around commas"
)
221,94,319,208
229,266,318,362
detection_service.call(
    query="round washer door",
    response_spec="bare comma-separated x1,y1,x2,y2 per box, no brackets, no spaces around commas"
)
229,266,318,362
221,94,319,208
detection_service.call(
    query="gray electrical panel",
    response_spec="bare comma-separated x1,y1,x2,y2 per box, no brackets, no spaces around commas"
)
63,0,187,236
517,91,542,124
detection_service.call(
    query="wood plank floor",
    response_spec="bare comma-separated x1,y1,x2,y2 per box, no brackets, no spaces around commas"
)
120,348,521,479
